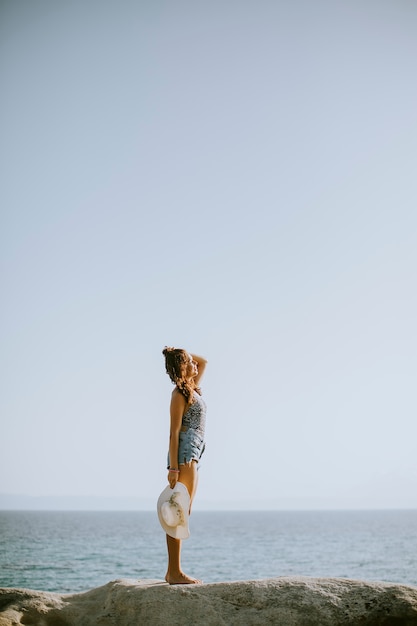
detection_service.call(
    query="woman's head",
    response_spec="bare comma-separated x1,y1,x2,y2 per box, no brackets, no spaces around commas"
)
162,347,200,403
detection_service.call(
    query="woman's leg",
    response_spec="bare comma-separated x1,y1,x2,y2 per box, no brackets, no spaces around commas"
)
179,460,199,513
165,461,201,584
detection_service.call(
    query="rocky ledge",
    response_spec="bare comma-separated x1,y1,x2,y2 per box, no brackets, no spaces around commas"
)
1,577,417,626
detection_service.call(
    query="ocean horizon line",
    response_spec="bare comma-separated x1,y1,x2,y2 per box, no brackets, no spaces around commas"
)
1,494,416,513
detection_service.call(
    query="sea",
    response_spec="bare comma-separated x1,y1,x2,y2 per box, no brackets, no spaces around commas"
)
1,510,416,594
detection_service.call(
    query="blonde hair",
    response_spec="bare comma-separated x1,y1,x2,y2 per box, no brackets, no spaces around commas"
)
162,347,201,404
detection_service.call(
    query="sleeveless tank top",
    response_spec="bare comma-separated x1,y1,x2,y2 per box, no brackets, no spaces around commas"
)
181,393,206,440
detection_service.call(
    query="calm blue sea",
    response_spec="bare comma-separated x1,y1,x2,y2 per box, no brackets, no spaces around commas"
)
0,510,416,593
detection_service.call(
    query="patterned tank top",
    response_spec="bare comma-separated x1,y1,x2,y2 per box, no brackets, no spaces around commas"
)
181,393,206,439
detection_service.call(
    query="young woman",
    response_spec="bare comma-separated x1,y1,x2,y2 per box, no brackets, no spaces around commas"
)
162,347,207,584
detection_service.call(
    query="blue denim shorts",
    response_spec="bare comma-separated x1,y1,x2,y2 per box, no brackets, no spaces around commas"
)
167,430,206,468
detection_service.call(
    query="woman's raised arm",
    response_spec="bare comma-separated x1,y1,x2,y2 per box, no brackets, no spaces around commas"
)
191,353,207,386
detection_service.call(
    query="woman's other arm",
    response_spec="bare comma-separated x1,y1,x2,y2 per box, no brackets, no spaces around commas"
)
167,389,186,488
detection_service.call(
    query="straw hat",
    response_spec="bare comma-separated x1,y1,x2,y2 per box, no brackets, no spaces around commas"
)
157,482,190,539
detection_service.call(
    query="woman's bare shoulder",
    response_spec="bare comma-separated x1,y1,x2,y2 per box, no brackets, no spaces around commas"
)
171,387,186,404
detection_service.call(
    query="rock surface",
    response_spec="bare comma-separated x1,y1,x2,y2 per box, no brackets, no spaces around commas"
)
1,577,417,626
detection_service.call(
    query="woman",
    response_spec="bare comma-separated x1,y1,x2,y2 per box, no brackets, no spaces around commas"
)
162,346,207,584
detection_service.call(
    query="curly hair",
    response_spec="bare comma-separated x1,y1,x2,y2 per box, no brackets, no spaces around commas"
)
162,346,201,405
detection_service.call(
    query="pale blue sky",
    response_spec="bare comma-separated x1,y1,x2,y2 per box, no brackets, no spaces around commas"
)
1,0,416,510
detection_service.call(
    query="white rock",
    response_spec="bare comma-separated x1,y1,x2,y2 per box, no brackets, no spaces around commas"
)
1,577,417,625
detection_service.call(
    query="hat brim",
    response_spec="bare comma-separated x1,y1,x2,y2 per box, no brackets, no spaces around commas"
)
157,482,190,539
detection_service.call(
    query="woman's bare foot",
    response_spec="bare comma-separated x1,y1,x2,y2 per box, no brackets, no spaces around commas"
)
165,571,202,585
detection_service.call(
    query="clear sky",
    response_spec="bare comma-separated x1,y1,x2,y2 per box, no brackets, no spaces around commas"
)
1,0,416,510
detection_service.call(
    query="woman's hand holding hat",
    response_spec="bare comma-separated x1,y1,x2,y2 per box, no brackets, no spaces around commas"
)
168,468,180,489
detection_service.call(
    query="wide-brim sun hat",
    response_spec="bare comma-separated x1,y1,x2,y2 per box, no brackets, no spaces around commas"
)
157,481,190,539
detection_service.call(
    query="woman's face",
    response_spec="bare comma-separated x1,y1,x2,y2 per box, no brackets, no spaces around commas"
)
184,353,198,379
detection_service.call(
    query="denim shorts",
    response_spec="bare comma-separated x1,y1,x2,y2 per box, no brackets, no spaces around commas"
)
167,430,206,468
